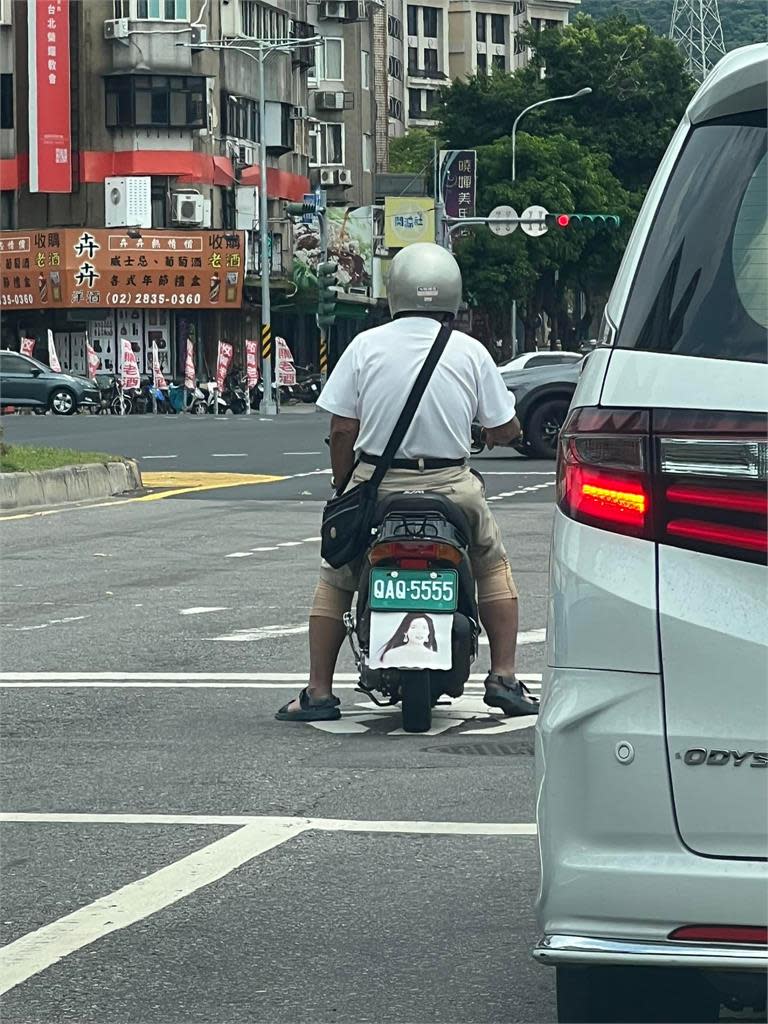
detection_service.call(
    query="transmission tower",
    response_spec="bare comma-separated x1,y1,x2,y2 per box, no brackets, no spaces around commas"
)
669,0,726,81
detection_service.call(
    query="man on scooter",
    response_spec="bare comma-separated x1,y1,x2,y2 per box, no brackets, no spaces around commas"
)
277,243,539,722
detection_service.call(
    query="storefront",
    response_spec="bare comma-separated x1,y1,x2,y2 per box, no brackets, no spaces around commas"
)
0,228,246,380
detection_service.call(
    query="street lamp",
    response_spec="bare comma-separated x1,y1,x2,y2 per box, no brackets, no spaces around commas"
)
510,87,591,354
178,35,321,415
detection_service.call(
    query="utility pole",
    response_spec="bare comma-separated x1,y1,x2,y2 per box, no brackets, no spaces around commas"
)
670,0,726,82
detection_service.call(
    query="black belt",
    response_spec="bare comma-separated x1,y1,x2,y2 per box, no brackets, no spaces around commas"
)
359,453,466,471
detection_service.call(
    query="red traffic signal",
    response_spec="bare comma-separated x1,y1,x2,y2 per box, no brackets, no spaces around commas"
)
556,214,571,228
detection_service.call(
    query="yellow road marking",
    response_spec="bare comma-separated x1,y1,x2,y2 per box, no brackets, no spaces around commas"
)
0,472,286,522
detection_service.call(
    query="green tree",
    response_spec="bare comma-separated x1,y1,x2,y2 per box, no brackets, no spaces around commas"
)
388,128,440,179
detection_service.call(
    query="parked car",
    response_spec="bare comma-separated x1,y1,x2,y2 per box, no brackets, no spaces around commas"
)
498,350,583,372
0,351,101,414
534,44,767,1023
501,359,582,459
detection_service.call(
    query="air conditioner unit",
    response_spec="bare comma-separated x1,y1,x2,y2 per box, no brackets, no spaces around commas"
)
104,176,152,228
202,198,212,229
104,18,130,40
316,91,345,111
236,144,255,166
319,1,346,20
320,168,337,186
172,192,205,226
337,168,353,187
190,24,207,46
290,105,307,121
220,0,239,36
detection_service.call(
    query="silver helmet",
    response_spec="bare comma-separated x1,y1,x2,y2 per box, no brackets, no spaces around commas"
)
387,243,462,318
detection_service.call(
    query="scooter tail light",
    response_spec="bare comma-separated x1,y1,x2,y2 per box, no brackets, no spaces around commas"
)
369,541,463,566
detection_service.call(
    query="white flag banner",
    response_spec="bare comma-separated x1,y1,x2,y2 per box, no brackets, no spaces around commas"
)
276,336,296,387
120,337,141,390
151,340,168,389
20,337,36,358
184,337,196,390
47,329,62,373
86,339,101,379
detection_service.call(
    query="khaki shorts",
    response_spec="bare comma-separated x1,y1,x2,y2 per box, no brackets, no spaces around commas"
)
319,463,509,593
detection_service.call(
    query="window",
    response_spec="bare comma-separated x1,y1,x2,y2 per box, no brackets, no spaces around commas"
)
221,93,259,143
387,14,401,38
492,53,505,71
363,133,372,173
490,13,505,43
406,4,418,35
388,55,402,80
309,122,344,165
105,76,206,129
513,32,526,54
408,88,425,119
310,37,343,81
0,353,35,374
361,50,370,90
0,74,12,130
475,13,486,42
423,48,438,76
422,6,438,37
151,180,167,228
617,114,767,364
136,0,188,18
388,96,403,120
241,1,288,40
407,46,418,74
476,52,487,74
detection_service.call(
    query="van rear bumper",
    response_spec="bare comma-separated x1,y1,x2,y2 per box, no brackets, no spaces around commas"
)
534,934,767,971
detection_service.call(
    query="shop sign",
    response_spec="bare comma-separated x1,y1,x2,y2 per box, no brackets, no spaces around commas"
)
383,197,435,248
28,0,73,193
0,229,245,309
439,150,477,221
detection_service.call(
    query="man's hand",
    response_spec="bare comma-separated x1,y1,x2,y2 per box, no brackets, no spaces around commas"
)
329,414,360,490
484,416,522,450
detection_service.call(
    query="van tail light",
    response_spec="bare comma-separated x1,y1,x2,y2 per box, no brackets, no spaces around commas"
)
558,408,767,564
369,541,463,567
669,925,768,945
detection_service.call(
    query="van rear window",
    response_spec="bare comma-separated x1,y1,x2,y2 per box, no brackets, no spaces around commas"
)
617,113,767,364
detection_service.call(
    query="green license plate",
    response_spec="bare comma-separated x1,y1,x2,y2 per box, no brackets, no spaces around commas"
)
369,569,458,613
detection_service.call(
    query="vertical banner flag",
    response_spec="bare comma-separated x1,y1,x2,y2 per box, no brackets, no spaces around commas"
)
215,340,234,391
20,337,36,357
439,150,477,222
28,0,73,193
47,329,62,372
245,339,260,388
86,336,100,378
151,339,168,389
184,337,196,389
120,337,141,389
276,337,297,387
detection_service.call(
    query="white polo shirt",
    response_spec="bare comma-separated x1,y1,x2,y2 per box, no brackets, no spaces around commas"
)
317,317,516,460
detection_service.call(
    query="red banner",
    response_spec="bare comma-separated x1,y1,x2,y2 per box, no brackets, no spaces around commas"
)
20,337,36,357
28,0,72,193
277,336,296,387
151,340,168,389
86,339,100,378
215,340,234,391
245,339,260,388
184,338,196,389
120,337,140,389
47,329,61,372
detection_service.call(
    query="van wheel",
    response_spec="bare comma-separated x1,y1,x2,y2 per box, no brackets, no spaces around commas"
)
526,399,570,459
400,671,432,733
556,965,720,1023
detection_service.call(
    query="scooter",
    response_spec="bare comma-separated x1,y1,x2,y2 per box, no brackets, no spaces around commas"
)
343,491,479,733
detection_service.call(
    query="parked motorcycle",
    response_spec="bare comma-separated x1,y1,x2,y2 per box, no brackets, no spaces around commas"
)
343,490,479,733
223,371,251,415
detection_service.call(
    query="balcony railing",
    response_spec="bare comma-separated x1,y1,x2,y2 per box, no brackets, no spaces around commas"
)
291,20,315,68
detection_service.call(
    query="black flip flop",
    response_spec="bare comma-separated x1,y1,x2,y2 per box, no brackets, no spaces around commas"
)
483,673,540,717
275,687,342,722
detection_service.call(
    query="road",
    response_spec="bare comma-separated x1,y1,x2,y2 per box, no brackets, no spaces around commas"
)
1,412,556,1023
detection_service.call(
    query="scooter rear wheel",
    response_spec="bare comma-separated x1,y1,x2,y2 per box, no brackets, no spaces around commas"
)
400,671,432,733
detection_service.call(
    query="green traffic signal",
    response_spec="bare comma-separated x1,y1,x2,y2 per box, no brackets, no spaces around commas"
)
285,202,305,217
317,260,338,327
549,213,621,227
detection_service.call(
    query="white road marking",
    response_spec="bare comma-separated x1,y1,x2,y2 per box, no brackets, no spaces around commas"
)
284,451,322,456
276,541,302,548
0,819,308,996
225,552,253,558
224,536,321,558
0,680,539,690
0,671,542,683
205,623,309,642
211,453,248,458
5,616,87,632
250,546,278,552
479,627,546,647
179,607,229,616
480,471,555,476
487,481,555,501
141,455,178,460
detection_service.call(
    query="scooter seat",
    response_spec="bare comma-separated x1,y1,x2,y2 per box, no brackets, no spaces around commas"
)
375,492,472,544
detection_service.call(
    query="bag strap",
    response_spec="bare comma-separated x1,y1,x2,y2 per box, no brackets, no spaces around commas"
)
368,317,453,490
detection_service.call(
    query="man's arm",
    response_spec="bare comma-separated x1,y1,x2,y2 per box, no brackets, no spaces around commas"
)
329,414,360,488
484,416,522,450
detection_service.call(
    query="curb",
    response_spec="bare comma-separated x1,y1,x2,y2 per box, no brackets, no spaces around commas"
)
0,459,143,512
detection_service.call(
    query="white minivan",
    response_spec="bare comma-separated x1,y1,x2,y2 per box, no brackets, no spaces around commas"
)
534,45,767,1023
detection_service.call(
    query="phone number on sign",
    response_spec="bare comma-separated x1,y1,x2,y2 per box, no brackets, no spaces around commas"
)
106,292,202,306
1,294,35,305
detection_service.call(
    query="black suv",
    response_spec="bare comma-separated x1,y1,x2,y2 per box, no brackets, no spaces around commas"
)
0,351,101,415
501,358,582,459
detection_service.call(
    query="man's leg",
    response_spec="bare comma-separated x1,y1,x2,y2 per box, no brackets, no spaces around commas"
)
478,595,518,677
281,579,352,715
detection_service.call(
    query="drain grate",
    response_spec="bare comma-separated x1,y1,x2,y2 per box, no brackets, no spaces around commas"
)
425,739,532,757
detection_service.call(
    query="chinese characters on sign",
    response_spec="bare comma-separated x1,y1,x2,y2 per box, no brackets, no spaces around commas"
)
383,197,436,248
0,230,245,309
439,150,477,222
28,0,72,193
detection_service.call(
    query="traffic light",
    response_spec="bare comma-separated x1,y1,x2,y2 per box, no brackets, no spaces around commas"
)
317,260,338,327
285,199,316,218
548,213,621,228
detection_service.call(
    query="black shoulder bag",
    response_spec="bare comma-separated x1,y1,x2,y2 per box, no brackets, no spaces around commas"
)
320,318,453,569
